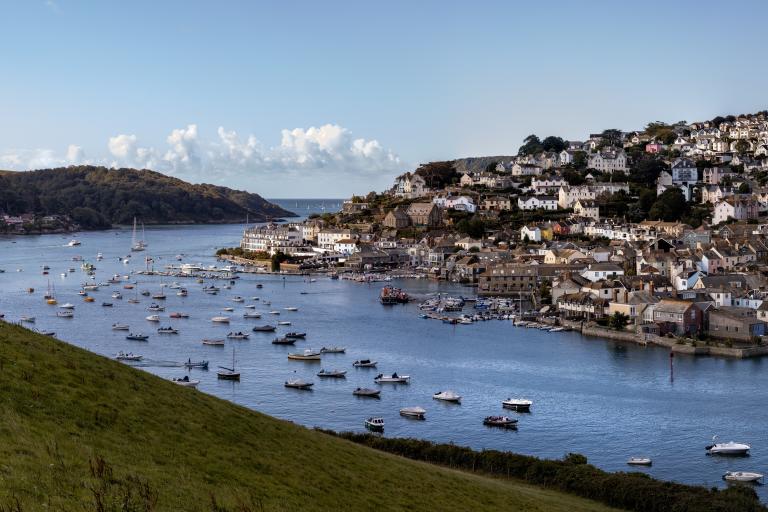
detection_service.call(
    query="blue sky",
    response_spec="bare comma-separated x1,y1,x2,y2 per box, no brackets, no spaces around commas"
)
1,0,766,197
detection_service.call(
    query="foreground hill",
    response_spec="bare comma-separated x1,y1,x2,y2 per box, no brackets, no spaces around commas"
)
0,322,621,511
0,166,294,228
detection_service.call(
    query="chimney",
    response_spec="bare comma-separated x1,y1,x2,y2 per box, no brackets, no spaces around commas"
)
649,279,655,295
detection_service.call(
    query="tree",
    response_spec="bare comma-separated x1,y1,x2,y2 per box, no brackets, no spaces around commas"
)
608,311,629,330
485,161,499,173
539,280,552,305
518,135,543,156
735,140,750,154
629,159,669,184
649,188,689,221
572,151,587,169
600,129,623,148
738,182,751,194
541,136,567,153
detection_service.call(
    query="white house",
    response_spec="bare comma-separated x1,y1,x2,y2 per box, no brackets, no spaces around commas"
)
713,198,759,225
520,225,541,242
573,200,600,220
318,228,353,249
580,263,625,282
518,195,558,211
587,149,628,174
333,239,359,255
671,158,698,184
511,163,542,176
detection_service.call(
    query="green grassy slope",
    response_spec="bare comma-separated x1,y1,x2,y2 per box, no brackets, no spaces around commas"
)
0,322,620,511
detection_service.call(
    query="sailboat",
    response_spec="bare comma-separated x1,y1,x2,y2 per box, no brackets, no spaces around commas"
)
44,280,57,305
131,217,146,252
217,348,241,380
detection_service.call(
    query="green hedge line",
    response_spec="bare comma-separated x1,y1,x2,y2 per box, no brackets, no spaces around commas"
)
322,432,764,512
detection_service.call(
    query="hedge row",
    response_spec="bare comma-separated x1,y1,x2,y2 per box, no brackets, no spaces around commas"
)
322,432,764,512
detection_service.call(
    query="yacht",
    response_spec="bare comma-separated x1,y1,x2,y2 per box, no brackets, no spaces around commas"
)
502,398,533,412
284,379,314,390
374,372,409,384
217,349,240,380
433,390,462,403
399,407,426,420
364,417,384,431
706,438,750,456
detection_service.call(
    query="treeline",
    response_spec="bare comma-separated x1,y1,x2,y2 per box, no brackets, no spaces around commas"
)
323,432,764,512
0,166,294,228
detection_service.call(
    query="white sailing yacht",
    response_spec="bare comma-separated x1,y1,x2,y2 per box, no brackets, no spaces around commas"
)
131,217,147,252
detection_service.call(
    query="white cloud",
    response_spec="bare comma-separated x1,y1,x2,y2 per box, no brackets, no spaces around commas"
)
1,123,404,190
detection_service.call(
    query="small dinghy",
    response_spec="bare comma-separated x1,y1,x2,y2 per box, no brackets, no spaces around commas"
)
285,332,306,339
353,387,381,398
272,337,296,345
320,346,346,354
172,376,200,388
252,324,276,332
284,379,314,390
115,351,143,361
20,316,35,323
211,316,230,323
374,372,410,384
317,368,347,378
502,398,533,412
400,407,426,420
37,330,55,336
202,338,225,346
101,302,113,307
483,416,518,428
126,333,149,341
723,471,763,483
353,359,377,368
433,390,461,403
226,332,250,340
627,457,653,466
364,417,384,431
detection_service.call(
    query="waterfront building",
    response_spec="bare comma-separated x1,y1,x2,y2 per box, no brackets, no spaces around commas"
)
318,228,354,249
240,224,308,256
652,299,703,336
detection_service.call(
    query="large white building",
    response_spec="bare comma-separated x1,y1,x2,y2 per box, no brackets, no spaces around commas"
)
240,224,306,255
317,228,353,249
587,149,628,174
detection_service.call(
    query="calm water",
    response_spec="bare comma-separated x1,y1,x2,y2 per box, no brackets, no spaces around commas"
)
1,222,767,499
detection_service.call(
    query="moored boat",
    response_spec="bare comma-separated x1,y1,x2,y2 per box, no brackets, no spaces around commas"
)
146,314,160,322
320,346,346,354
157,326,179,334
353,359,377,368
723,471,763,483
284,379,314,390
353,387,381,398
115,351,143,361
288,349,321,361
126,333,149,341
252,324,276,332
243,312,262,319
211,316,231,323
400,406,426,420
284,332,306,339
202,338,225,346
183,359,209,369
172,376,200,388
627,457,653,466
56,310,74,318
502,398,533,412
217,349,240,380
364,417,385,431
226,332,250,340
374,372,410,384
271,337,296,345
706,438,750,456
317,368,347,378
483,416,518,428
433,390,461,403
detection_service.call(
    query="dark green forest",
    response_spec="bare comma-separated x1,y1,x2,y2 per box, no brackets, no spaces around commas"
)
0,166,295,228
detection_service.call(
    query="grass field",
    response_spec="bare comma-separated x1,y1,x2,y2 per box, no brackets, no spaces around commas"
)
0,321,621,511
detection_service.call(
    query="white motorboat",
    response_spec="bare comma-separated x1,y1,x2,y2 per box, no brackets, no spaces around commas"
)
627,457,653,466
277,321,291,326
288,349,322,361
284,306,298,311
202,338,225,346
353,359,377,368
433,390,461,403
374,372,410,384
112,292,122,299
211,316,230,323
147,304,165,312
172,376,200,388
706,437,750,456
353,387,381,398
316,368,347,378
364,417,384,431
400,406,426,420
244,304,256,309
115,351,143,361
223,307,234,312
112,323,130,331
502,398,533,412
284,379,314,389
243,312,262,319
269,310,280,315
56,310,74,318
146,315,160,322
723,471,763,483
59,303,75,309
67,239,81,247
549,327,564,332
232,296,244,303
226,332,250,340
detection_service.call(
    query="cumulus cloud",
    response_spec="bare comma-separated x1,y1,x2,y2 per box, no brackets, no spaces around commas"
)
1,123,404,186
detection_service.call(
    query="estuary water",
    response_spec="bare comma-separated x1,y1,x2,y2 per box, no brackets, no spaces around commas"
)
1,220,767,499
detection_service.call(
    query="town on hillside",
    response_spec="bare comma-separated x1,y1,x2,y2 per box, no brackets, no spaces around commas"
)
232,110,768,352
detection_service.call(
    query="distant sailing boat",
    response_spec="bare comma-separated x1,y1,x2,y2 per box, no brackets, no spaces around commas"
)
45,280,57,305
131,217,147,252
217,348,241,380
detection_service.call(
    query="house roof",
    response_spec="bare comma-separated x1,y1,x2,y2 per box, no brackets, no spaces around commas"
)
655,299,696,314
